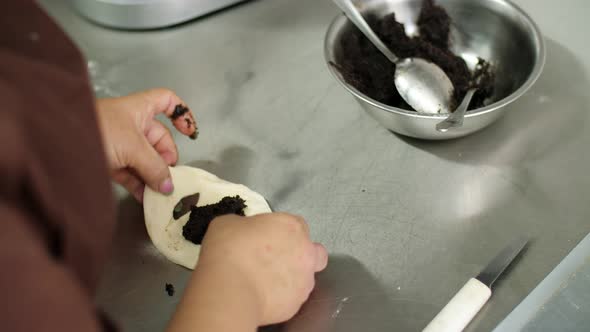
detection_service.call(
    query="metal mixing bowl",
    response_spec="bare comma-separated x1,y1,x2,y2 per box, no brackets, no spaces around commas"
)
324,0,545,140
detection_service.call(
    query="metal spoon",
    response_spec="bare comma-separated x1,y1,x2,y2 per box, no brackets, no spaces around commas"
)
436,88,476,132
332,0,454,114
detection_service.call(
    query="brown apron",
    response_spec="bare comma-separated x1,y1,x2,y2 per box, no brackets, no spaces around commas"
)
1,1,118,330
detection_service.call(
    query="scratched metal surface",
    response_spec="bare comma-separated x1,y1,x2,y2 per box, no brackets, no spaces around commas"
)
40,0,590,331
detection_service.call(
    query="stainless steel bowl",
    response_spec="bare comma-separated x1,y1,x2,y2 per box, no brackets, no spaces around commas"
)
324,0,545,140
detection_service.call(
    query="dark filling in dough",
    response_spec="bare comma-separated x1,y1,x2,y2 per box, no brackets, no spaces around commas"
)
171,104,189,120
182,196,247,245
333,0,495,111
165,283,175,296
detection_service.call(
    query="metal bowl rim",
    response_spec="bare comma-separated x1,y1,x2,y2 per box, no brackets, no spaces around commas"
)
323,0,546,120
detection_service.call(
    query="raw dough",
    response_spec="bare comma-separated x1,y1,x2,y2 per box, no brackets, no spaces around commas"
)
143,166,271,269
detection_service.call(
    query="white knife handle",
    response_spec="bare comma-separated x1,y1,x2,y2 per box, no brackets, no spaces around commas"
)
423,278,492,332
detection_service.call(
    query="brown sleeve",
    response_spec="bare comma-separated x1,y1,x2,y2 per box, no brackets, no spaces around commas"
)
0,1,118,331
0,202,114,332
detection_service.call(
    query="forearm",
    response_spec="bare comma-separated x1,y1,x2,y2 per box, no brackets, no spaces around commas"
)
166,263,260,332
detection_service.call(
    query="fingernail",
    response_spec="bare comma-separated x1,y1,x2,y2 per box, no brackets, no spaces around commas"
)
160,178,174,194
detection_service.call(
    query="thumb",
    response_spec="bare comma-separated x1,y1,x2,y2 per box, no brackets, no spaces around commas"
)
128,137,174,195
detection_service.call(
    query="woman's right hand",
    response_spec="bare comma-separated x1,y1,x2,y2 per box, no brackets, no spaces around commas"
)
203,212,328,324
167,213,328,331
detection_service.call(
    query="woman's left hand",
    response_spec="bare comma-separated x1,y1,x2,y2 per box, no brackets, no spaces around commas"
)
96,88,198,202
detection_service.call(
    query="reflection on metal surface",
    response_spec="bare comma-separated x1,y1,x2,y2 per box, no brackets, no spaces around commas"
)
88,60,119,98
331,297,349,319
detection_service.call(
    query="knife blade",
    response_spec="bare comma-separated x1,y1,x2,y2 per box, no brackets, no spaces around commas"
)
422,237,529,332
476,236,529,288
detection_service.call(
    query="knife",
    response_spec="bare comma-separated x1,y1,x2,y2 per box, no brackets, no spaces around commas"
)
423,237,529,332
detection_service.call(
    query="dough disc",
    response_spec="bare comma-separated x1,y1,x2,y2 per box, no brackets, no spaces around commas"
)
143,166,271,269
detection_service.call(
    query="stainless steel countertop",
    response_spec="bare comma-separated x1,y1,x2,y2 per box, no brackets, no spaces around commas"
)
40,0,590,331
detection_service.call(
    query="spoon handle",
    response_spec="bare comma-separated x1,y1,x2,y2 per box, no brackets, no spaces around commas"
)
436,89,476,132
331,0,399,63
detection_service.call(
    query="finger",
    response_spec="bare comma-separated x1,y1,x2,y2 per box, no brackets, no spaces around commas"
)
143,88,198,139
146,120,178,166
112,169,145,202
303,272,316,299
128,135,174,195
312,243,328,272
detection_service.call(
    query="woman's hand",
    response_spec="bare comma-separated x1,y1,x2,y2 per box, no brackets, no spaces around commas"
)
168,213,329,331
202,213,328,324
96,89,198,201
